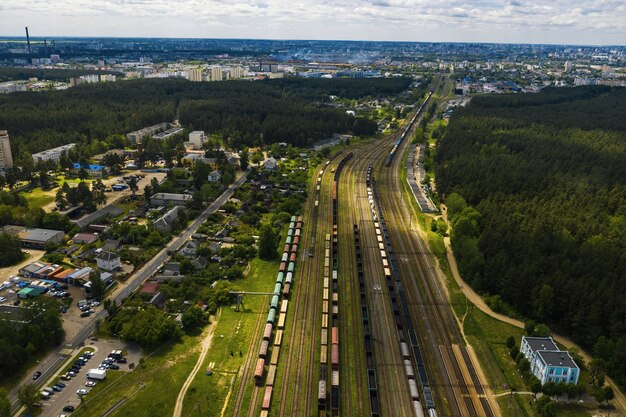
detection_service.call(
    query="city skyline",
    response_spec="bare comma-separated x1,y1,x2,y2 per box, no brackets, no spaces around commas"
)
2,0,626,46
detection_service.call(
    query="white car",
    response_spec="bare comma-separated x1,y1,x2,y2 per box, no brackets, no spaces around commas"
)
85,381,97,387
84,351,95,357
76,389,89,396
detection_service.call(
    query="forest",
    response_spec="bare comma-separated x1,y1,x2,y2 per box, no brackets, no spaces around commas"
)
436,86,626,385
0,298,64,380
0,77,409,162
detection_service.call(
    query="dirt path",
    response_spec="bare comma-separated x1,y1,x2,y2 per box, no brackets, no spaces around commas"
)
0,249,46,280
441,204,626,416
172,317,218,417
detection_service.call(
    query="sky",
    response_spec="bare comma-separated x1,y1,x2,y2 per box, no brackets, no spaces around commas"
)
1,0,625,45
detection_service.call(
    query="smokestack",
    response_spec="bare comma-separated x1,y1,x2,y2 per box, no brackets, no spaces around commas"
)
25,27,32,57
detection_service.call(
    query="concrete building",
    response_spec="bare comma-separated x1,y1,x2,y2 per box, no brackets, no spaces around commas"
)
188,131,206,149
230,66,245,79
1,225,64,249
187,68,203,82
127,123,169,145
150,192,193,207
520,336,580,385
0,130,13,170
32,143,76,164
152,127,184,140
71,163,108,178
211,66,223,81
95,251,122,271
154,206,184,232
180,154,218,170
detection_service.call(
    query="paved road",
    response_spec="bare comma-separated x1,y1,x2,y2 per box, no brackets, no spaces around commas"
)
9,169,249,414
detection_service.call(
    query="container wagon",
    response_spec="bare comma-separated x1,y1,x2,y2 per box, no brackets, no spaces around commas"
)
262,386,273,410
259,340,269,358
254,358,265,385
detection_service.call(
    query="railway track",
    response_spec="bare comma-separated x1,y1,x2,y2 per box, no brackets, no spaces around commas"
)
276,157,338,417
374,97,498,417
234,306,265,417
341,142,415,417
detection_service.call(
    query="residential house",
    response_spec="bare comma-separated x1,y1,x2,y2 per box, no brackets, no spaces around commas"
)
72,232,99,244
154,206,184,232
264,157,277,171
150,193,192,208
207,170,222,183
95,251,122,271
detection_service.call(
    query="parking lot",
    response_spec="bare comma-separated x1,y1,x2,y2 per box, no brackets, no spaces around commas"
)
37,338,141,417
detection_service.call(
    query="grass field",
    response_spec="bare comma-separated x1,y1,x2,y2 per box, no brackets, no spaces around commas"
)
69,257,277,417
71,333,203,417
21,188,55,209
182,258,278,417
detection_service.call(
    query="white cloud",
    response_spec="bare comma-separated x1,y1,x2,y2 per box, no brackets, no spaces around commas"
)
1,0,625,44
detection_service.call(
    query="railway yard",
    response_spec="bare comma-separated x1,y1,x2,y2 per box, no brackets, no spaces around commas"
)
233,87,502,417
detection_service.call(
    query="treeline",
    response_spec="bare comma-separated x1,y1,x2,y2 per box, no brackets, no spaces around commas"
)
436,86,626,385
0,190,72,231
0,77,407,159
0,298,64,378
0,67,123,82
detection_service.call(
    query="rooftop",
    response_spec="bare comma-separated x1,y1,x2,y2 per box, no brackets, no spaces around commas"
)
523,336,559,353
537,350,579,369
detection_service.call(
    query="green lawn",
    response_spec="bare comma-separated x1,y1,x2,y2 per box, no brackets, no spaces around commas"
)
21,188,55,210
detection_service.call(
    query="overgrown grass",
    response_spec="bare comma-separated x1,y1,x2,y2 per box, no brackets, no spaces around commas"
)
184,258,278,417
71,334,202,417
71,258,279,417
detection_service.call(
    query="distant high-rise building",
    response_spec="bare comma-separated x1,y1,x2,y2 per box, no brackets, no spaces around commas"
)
564,61,572,72
188,131,205,149
0,130,14,170
211,66,223,81
187,68,203,82
230,66,245,79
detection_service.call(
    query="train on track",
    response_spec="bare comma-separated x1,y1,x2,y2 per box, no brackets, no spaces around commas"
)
385,92,433,167
367,174,436,417
354,224,381,417
255,214,303,416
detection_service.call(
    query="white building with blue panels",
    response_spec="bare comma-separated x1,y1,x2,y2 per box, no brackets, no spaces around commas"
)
520,336,580,385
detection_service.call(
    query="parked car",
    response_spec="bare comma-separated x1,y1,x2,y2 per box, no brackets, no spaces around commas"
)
80,312,91,318
67,371,77,377
117,357,127,364
76,389,88,396
56,382,66,388
85,381,97,387
63,405,76,412
52,385,62,392
109,364,120,370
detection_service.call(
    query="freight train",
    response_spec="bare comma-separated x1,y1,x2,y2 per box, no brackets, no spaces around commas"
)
367,175,435,417
385,92,433,167
255,215,303,399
